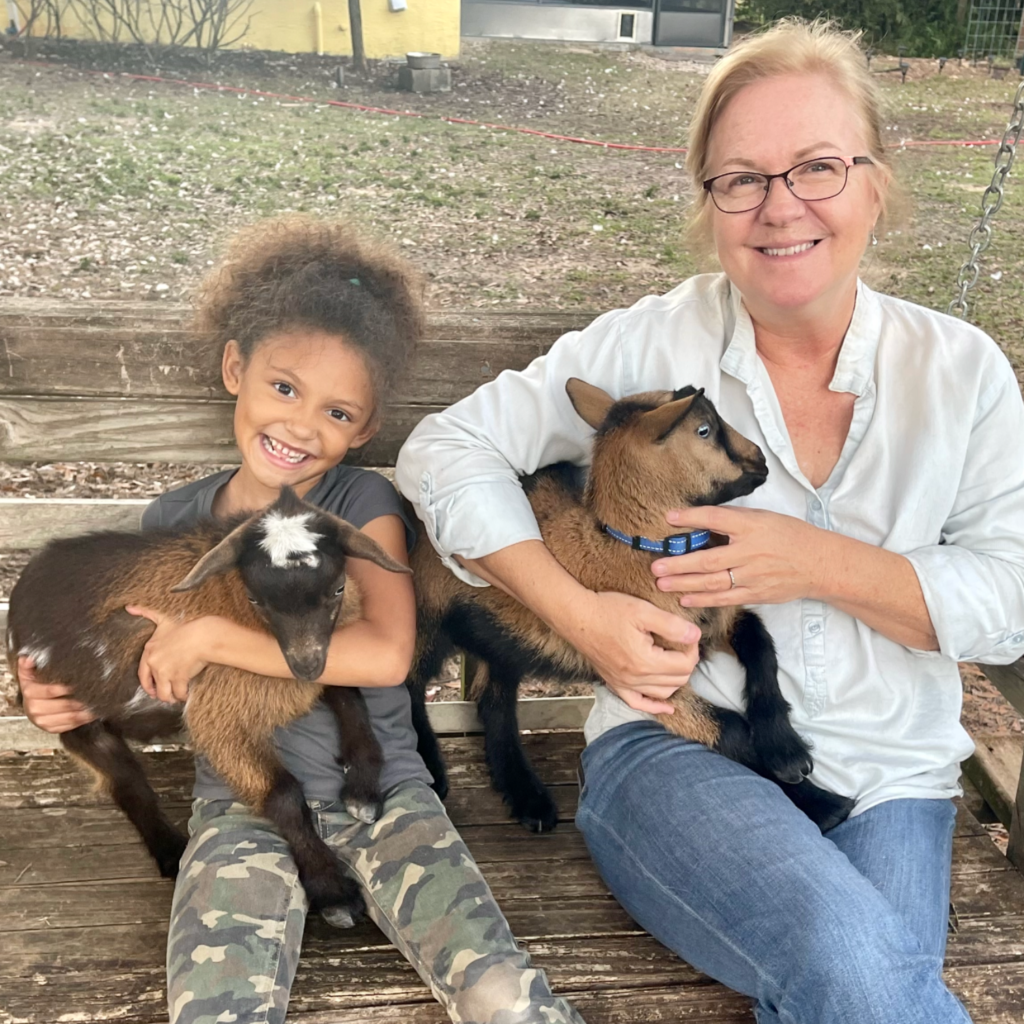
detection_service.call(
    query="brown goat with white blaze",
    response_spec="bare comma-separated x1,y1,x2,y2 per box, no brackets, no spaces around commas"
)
407,380,854,834
9,486,410,928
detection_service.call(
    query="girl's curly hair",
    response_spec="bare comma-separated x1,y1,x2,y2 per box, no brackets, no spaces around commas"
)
194,217,426,409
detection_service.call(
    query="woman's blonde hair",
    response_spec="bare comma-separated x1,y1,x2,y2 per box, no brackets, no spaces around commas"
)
686,19,893,247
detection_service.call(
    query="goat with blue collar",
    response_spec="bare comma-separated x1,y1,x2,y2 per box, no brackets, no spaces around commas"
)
407,380,854,834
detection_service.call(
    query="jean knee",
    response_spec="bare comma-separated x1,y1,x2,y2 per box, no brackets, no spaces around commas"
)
766,913,962,1024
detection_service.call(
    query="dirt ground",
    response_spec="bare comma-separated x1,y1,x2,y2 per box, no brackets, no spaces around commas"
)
1,38,1023,737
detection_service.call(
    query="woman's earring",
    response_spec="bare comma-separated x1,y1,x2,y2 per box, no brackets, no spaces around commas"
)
871,230,878,247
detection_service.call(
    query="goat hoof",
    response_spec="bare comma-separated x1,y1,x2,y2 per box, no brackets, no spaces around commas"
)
430,775,449,801
755,729,813,785
321,902,361,929
310,873,365,928
344,798,382,824
512,793,559,833
154,831,189,879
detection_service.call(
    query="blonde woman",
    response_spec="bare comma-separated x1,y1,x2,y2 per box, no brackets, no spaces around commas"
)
396,21,1024,1023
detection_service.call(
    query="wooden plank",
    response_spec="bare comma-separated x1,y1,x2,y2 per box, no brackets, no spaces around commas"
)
0,936,707,1018
0,982,756,1024
0,700,593,752
3,825,1020,935
975,661,1024,718
963,733,1024,829
0,499,146,549
1,822,1011,889
0,731,583,807
1,897,644,979
0,396,442,466
1012,755,1024,874
0,300,586,402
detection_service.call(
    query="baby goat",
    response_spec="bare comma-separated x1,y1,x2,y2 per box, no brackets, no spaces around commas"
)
9,486,410,928
408,380,854,834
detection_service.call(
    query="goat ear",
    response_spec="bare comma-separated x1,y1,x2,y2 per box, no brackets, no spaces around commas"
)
171,517,253,592
326,515,413,575
642,390,702,442
566,378,615,430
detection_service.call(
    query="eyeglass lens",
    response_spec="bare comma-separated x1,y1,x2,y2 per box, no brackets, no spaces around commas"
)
710,158,849,212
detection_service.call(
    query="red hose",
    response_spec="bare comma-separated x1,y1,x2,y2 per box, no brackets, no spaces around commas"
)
14,59,1004,154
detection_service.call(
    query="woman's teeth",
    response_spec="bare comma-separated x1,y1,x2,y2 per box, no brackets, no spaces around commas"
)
761,241,817,257
262,435,310,464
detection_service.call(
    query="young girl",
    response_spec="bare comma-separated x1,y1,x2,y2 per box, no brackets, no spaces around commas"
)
19,217,586,1024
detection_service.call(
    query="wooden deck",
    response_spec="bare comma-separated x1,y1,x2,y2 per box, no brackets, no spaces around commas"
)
2,732,1024,1024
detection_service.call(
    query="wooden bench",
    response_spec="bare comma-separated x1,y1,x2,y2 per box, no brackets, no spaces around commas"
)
1,298,1023,1023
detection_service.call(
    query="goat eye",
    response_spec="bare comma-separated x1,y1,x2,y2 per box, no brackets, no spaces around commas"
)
247,595,258,605
697,424,711,438
335,584,346,596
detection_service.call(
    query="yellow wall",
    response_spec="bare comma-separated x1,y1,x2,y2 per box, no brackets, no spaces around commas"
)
17,0,460,60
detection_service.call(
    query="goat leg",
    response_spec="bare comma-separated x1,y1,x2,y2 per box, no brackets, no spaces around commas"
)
406,672,449,801
729,610,813,785
476,662,559,833
199,726,365,928
61,722,187,878
321,686,384,824
776,778,856,833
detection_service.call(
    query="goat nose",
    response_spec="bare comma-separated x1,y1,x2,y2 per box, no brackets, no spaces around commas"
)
284,648,328,682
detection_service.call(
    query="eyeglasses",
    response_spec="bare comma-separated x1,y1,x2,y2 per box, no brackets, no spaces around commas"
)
702,156,874,214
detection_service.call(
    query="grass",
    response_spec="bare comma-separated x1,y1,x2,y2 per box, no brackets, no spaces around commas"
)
0,41,1022,373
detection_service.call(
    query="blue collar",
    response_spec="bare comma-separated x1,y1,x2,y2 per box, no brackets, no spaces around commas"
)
601,523,711,556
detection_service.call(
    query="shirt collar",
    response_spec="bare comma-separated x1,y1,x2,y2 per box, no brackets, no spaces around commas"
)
720,279,882,398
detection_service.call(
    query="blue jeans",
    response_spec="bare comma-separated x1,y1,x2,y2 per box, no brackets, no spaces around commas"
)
575,721,971,1024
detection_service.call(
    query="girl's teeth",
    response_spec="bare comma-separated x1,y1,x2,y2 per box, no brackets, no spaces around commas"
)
762,241,816,257
262,436,309,464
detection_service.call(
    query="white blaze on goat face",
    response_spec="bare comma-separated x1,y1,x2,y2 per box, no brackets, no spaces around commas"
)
258,511,323,568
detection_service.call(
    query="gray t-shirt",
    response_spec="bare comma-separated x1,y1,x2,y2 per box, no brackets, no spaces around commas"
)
141,466,432,800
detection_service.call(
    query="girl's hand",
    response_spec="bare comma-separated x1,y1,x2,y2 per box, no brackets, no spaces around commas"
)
126,606,218,704
559,590,701,715
651,506,831,608
18,657,96,733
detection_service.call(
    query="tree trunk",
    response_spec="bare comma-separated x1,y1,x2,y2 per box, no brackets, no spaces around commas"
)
348,0,366,74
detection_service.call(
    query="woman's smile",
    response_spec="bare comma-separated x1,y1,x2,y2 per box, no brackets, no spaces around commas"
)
755,239,822,258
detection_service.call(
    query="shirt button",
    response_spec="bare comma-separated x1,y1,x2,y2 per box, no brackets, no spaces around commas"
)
811,498,822,511
808,621,822,635
1012,632,1024,644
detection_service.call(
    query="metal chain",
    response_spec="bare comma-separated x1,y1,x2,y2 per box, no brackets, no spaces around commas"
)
949,79,1024,319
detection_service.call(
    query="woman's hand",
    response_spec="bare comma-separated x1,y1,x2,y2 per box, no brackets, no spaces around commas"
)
558,589,701,715
126,606,219,704
18,657,96,733
651,506,831,607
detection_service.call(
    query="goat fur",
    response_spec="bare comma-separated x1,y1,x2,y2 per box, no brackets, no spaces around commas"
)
408,381,855,834
9,487,410,927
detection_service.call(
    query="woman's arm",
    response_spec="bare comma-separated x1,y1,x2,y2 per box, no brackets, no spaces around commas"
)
132,514,416,703
396,311,703,711
460,540,702,715
650,506,938,651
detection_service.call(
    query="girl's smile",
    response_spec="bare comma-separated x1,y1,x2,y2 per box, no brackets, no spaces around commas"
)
217,329,378,515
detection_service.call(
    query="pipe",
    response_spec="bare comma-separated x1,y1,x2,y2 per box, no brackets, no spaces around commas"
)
313,2,323,56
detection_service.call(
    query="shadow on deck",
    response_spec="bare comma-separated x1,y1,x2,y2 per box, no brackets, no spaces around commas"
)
2,732,1024,1023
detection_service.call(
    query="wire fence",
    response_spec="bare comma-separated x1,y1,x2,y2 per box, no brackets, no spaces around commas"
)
963,0,1024,61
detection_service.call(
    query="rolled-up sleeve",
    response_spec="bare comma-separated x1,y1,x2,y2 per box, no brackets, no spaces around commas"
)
905,368,1024,663
395,312,627,585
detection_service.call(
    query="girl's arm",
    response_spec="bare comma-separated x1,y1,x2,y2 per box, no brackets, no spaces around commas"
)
133,514,416,703
18,659,97,733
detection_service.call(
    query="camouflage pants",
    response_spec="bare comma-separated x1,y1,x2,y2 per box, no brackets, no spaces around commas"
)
166,779,586,1024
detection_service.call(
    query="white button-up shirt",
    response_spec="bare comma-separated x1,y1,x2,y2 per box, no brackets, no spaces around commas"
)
395,273,1024,814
